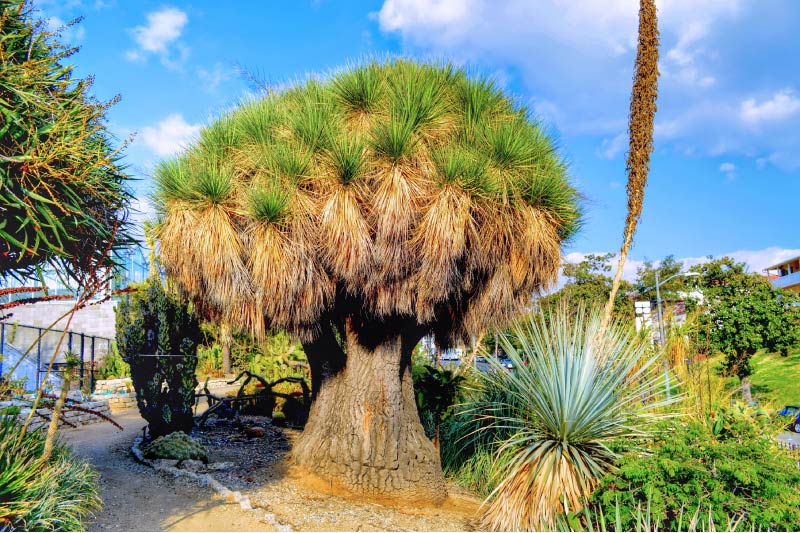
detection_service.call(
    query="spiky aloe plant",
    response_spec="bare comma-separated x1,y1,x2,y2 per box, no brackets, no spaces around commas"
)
470,304,672,531
153,60,581,502
0,1,132,282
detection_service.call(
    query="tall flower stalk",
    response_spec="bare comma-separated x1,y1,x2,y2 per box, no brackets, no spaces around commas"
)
603,0,661,328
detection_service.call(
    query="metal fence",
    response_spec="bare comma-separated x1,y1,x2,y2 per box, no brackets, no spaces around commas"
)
0,322,113,393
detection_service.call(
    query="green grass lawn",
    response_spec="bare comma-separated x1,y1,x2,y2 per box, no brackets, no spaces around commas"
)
709,347,800,408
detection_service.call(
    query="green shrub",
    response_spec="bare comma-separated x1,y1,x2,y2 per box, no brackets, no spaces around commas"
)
411,363,466,443
196,344,223,378
95,342,130,381
0,416,100,531
143,432,208,463
590,409,800,531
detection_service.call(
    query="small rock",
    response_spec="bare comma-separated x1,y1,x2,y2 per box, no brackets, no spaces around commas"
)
152,459,179,469
207,461,233,470
181,459,206,472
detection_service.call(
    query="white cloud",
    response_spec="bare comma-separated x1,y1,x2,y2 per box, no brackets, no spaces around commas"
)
719,161,736,180
740,89,800,124
375,0,768,158
598,132,627,159
197,63,237,91
127,7,188,68
662,22,715,88
139,114,200,157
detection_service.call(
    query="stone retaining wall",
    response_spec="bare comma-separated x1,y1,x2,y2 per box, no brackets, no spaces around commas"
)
1,399,112,429
91,378,136,411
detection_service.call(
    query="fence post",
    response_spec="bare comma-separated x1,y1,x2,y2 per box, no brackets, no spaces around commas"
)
36,327,42,390
90,336,96,393
79,333,85,391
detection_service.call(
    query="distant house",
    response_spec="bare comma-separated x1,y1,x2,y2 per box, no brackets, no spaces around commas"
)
764,255,800,293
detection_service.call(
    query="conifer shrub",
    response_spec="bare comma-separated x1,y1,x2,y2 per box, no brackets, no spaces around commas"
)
590,408,800,531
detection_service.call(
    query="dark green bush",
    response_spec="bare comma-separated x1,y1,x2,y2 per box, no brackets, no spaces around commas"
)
0,416,100,531
116,278,202,437
590,408,800,531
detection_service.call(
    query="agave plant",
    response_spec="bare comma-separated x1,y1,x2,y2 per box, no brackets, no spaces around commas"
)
470,304,673,531
153,60,581,500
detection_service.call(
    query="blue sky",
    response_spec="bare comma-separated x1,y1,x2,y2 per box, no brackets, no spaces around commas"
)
38,0,800,278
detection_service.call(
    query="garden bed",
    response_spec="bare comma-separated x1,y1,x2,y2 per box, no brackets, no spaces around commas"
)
131,412,481,531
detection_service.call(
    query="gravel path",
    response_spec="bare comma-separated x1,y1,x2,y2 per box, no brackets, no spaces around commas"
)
61,409,274,532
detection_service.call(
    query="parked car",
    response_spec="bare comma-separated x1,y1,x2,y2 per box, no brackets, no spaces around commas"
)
777,405,800,433
496,356,514,370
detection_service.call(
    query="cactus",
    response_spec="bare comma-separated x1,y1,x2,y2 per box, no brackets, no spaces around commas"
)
116,277,202,437
143,431,208,463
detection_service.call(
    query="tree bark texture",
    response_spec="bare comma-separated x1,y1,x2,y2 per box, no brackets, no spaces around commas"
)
293,320,447,503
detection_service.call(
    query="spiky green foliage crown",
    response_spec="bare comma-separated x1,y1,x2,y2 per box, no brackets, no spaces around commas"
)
154,60,581,343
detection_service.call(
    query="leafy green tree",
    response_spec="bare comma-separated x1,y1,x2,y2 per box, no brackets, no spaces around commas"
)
542,253,634,317
0,1,131,282
153,60,581,500
692,257,800,401
115,277,202,437
635,255,685,300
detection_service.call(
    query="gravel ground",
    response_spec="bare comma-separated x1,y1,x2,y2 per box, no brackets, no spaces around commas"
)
62,409,481,532
61,410,275,532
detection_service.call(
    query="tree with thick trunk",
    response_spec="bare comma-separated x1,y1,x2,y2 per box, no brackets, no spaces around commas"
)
153,61,581,502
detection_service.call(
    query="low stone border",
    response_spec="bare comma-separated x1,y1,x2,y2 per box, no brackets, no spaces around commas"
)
131,436,291,531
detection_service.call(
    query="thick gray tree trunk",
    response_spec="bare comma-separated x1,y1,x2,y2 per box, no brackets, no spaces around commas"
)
293,319,447,503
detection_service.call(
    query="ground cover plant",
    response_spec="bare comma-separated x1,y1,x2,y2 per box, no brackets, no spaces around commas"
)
153,59,581,501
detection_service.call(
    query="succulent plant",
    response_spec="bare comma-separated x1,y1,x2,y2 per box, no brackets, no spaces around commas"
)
143,431,208,463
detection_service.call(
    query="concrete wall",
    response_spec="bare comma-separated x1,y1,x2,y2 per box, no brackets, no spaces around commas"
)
2,299,117,339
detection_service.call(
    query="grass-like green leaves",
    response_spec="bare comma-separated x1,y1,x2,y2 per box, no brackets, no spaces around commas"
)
288,81,338,153
388,61,449,135
197,114,240,161
430,145,495,197
456,75,507,130
331,63,383,115
247,185,292,225
0,416,101,531
327,137,365,185
237,96,281,147
521,171,583,241
369,111,419,163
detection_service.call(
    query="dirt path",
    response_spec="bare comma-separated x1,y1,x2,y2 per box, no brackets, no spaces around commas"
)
62,409,482,532
61,410,274,532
